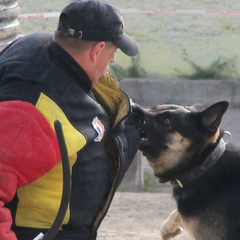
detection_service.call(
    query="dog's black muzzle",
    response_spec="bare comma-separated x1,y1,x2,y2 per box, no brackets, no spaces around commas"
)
130,104,154,150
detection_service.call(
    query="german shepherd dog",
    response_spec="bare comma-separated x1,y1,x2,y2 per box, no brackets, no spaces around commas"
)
132,101,240,240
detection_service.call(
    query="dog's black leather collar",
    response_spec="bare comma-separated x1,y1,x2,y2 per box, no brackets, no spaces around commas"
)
171,131,231,188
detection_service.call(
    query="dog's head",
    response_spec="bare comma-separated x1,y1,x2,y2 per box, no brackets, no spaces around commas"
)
132,101,229,182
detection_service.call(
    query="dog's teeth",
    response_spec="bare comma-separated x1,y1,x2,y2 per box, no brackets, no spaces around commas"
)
140,140,150,147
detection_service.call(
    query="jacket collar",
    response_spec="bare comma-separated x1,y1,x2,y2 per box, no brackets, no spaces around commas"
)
49,41,92,92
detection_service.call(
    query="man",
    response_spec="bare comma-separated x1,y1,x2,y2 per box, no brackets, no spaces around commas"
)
0,0,140,239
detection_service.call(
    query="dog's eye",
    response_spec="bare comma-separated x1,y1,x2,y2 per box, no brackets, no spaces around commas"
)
155,114,172,129
162,118,170,127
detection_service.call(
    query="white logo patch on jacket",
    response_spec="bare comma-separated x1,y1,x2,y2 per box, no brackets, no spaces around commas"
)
92,117,105,142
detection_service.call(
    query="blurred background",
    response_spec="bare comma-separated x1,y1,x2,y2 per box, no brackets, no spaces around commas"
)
13,0,240,79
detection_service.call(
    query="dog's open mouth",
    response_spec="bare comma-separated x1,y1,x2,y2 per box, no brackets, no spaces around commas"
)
139,129,169,160
139,130,150,148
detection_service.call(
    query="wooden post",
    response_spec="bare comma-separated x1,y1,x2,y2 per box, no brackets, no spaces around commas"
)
0,0,20,51
120,151,143,192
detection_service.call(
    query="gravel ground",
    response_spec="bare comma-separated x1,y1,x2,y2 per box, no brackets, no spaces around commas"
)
98,191,191,240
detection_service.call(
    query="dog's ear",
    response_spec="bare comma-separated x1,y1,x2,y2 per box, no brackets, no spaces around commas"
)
199,101,229,132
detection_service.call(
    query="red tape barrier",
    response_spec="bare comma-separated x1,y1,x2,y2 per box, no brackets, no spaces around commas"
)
17,8,240,20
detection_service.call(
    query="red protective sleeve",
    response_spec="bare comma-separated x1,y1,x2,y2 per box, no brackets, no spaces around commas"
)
0,100,61,240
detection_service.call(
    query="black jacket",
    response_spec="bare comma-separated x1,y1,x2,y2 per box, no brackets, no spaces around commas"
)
0,33,140,240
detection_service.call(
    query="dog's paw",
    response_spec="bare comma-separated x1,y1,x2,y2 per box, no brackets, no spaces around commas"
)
160,209,183,240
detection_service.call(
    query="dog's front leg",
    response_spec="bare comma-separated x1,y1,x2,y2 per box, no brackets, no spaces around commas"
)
160,209,183,240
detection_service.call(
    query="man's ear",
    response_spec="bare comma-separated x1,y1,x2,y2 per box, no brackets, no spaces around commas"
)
90,42,105,63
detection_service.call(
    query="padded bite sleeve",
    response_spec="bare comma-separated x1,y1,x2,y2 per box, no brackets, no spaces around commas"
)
0,100,61,240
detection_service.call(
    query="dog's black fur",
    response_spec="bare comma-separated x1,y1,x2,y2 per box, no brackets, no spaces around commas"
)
133,101,240,240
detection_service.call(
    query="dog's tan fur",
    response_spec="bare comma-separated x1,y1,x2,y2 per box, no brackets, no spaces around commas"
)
148,132,191,176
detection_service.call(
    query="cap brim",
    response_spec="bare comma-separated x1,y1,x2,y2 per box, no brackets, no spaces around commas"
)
114,33,139,57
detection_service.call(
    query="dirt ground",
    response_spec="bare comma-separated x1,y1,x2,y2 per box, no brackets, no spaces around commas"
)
98,189,192,240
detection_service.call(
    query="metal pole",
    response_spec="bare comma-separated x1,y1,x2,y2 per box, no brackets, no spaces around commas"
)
0,0,20,51
34,120,72,240
41,120,72,240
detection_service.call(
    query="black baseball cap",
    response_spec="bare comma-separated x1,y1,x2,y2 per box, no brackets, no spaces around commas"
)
57,0,139,56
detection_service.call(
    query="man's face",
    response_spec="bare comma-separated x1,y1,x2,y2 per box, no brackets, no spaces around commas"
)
94,42,117,82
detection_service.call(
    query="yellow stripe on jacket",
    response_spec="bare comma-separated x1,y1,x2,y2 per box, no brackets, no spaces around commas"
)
15,93,87,229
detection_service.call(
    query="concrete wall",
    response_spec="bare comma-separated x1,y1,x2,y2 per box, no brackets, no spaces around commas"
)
120,78,240,108
120,78,240,143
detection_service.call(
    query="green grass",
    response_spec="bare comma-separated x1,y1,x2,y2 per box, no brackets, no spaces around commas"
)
17,0,240,79
177,52,238,80
110,55,147,80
